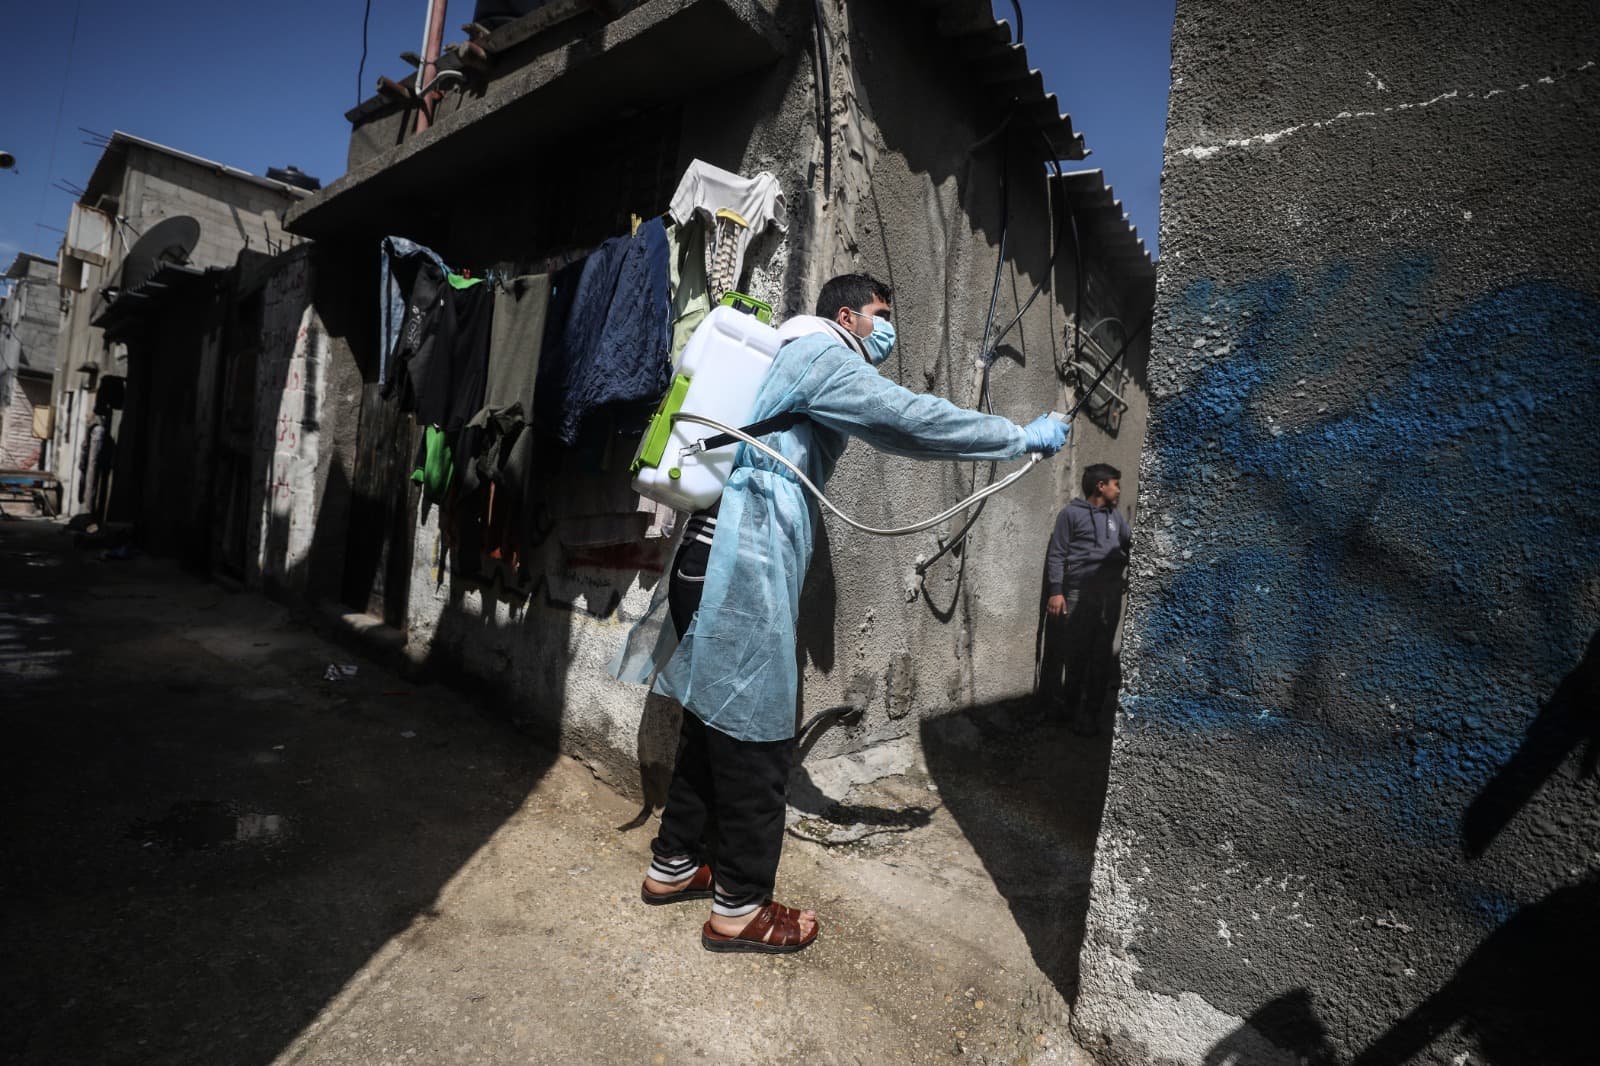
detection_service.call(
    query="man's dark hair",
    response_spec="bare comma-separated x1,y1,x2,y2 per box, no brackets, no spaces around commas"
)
815,273,892,319
1082,463,1121,499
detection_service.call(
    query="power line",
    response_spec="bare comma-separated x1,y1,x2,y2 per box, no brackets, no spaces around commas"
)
36,0,85,233
358,0,375,109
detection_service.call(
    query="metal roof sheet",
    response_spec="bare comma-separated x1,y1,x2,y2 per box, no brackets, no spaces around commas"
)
915,0,1087,160
1054,169,1154,278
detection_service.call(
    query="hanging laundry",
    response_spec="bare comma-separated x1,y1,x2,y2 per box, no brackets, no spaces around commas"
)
442,277,494,433
385,267,493,435
410,425,454,502
667,160,786,303
665,218,710,367
379,236,448,390
469,273,551,566
536,218,672,447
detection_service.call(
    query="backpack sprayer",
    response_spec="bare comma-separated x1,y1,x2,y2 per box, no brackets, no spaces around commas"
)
629,294,1142,535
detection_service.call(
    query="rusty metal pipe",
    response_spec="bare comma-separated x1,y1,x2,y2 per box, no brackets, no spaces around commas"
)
376,76,413,103
415,0,449,134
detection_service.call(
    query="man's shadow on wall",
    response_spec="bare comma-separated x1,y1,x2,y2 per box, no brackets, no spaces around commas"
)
1463,628,1598,858
1208,633,1600,1065
1207,876,1600,1065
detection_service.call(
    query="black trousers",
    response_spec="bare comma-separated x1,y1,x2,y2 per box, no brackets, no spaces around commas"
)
1039,584,1123,721
652,532,797,912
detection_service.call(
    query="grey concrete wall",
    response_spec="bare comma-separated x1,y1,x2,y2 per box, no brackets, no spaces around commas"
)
49,252,113,513
1,259,63,376
1074,1,1600,1062
384,0,1152,818
48,146,301,515
241,246,365,602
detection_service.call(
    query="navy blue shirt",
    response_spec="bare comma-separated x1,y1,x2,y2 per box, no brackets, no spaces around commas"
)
1046,497,1130,594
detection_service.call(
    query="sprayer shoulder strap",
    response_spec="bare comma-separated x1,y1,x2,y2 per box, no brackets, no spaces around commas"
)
698,412,807,451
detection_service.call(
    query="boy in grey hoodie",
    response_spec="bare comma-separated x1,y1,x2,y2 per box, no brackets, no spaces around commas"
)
1040,463,1130,734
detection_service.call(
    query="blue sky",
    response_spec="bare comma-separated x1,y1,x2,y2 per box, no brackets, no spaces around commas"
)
1,0,1171,267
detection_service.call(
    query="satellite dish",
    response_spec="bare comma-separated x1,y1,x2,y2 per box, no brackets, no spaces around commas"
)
119,215,201,292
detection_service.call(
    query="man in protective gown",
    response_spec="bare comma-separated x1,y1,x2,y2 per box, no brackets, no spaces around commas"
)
612,273,1068,953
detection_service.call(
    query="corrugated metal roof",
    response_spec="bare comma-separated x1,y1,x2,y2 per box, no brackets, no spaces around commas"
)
342,0,1088,161
1054,169,1154,278
915,0,1087,160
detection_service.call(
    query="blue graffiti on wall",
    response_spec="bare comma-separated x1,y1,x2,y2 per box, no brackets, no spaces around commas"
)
1128,256,1600,842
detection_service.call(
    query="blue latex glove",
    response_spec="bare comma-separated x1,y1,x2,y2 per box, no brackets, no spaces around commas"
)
1021,413,1069,456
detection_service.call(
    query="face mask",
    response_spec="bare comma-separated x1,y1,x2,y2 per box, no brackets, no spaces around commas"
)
862,316,896,365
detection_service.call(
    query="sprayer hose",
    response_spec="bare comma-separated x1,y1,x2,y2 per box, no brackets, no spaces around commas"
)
671,412,1048,538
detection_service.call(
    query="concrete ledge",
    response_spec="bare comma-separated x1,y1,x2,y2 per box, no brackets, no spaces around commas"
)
286,0,787,238
314,601,425,679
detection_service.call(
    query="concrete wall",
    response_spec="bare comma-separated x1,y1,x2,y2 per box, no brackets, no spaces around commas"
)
48,145,301,514
384,0,1151,806
1074,1,1600,1062
1,258,63,385
247,249,328,592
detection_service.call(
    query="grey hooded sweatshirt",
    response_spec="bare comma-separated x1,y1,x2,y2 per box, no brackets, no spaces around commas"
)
1045,497,1131,594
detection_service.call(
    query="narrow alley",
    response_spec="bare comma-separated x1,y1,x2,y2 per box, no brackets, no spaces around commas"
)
1,517,1101,1065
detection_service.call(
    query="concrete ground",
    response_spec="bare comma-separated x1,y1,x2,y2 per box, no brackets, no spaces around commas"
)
1,517,1103,1065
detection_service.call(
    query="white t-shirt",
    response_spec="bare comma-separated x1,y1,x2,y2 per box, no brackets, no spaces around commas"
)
668,160,787,290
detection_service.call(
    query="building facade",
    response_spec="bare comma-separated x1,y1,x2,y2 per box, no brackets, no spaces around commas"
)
274,0,1154,806
49,132,306,528
1,253,62,472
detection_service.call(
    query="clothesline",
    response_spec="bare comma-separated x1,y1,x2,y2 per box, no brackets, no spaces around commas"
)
375,159,788,591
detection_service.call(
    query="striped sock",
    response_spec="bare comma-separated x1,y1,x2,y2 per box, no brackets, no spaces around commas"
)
712,882,763,918
647,854,698,885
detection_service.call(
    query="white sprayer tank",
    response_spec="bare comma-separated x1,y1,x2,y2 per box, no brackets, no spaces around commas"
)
631,305,784,513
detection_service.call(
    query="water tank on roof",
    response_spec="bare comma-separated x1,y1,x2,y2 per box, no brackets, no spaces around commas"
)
266,166,321,191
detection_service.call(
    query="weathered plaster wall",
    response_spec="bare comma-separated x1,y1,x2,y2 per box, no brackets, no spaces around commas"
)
1075,1,1600,1062
246,248,334,597
393,0,1151,802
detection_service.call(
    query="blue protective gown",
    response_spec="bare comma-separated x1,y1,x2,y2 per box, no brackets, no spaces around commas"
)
612,324,1028,742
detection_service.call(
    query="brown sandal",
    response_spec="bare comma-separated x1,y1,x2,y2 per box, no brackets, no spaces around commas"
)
640,864,714,906
701,901,820,954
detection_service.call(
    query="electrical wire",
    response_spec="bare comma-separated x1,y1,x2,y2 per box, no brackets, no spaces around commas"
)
672,412,1048,538
37,0,83,228
810,0,832,200
358,0,374,110
416,68,468,96
914,107,1070,578
1005,0,1025,45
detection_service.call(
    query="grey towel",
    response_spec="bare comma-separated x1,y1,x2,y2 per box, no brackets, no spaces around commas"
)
464,274,550,499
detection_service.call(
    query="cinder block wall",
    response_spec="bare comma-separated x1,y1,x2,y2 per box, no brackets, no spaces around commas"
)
2,378,50,470
1074,1,1600,1062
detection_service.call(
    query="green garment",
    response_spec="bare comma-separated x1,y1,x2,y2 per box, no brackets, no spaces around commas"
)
665,219,710,367
410,425,454,500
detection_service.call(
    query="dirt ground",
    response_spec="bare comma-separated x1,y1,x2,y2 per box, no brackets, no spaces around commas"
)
1,517,1100,1065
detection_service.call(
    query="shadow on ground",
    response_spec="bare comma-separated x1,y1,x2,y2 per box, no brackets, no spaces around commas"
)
919,694,1115,1002
0,520,558,1066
